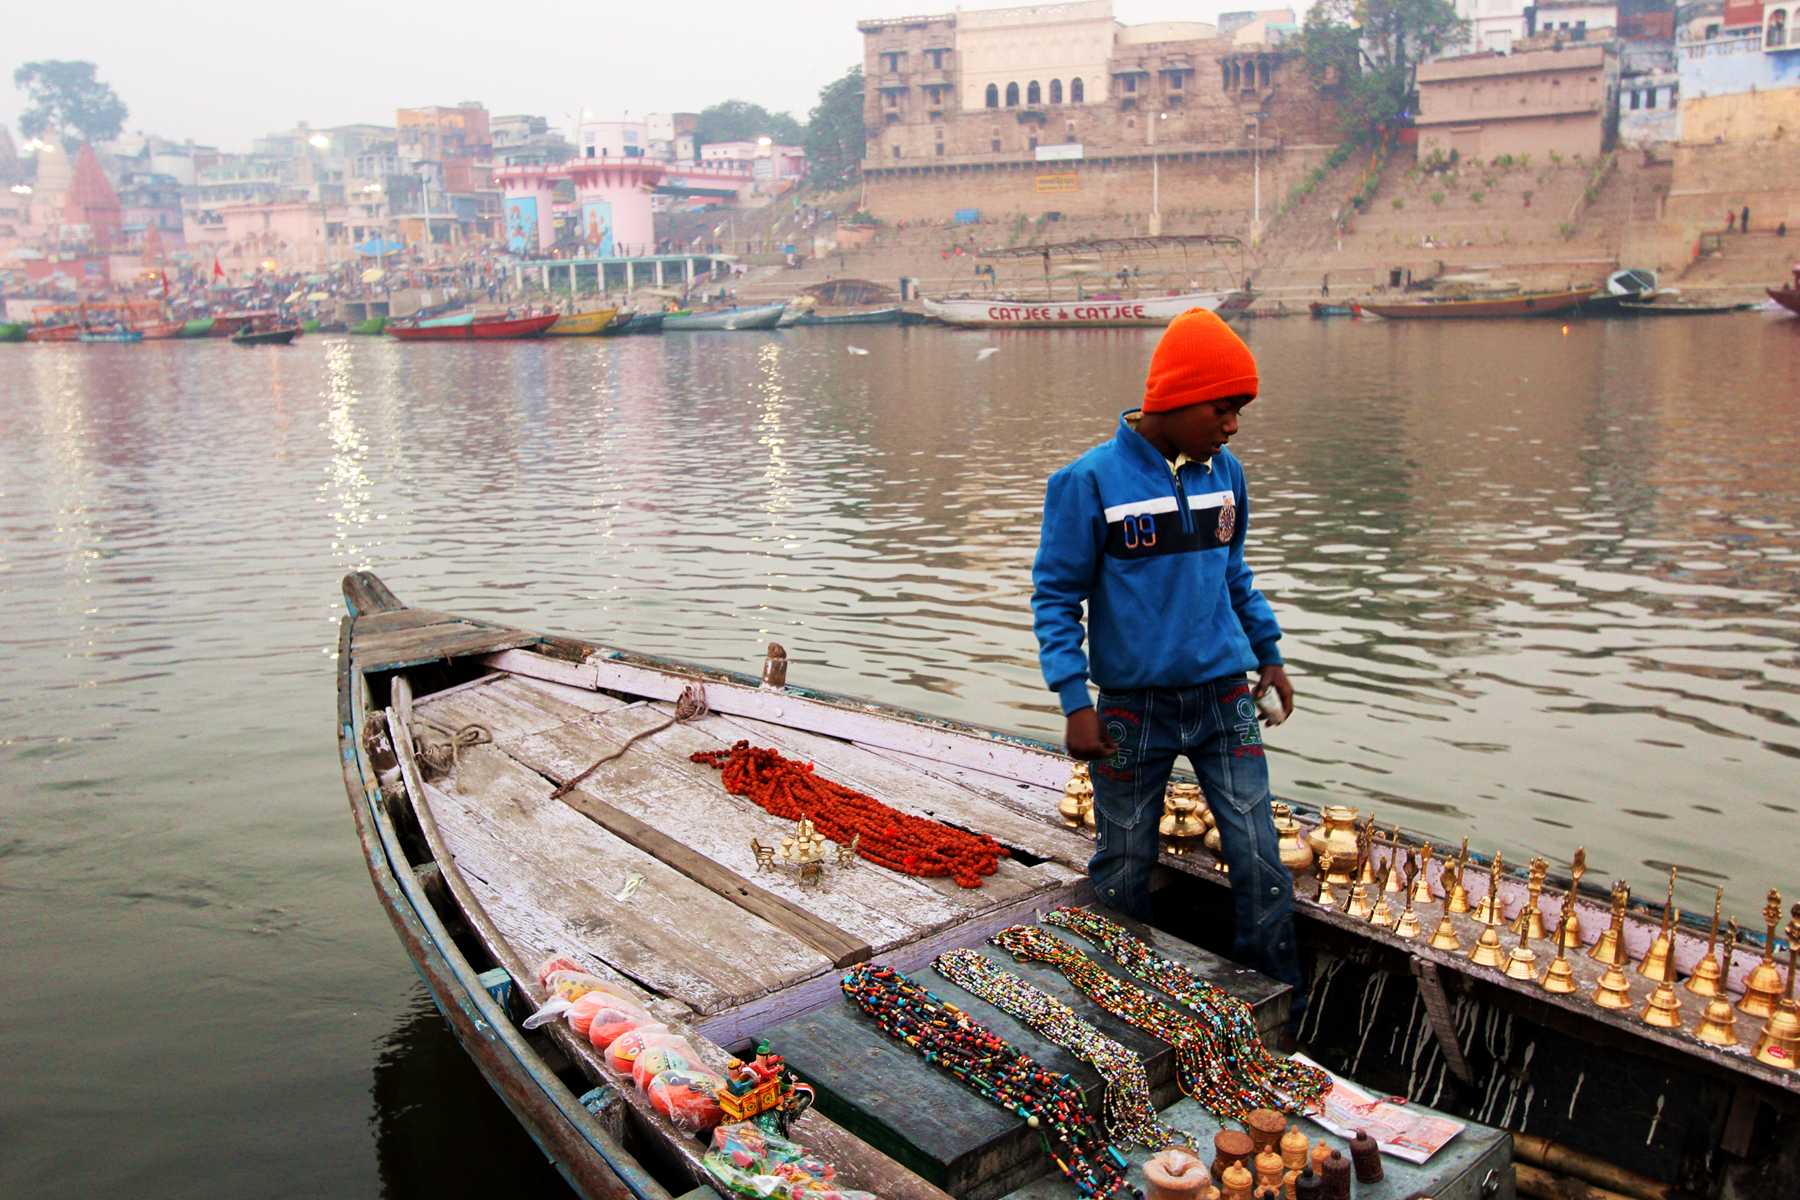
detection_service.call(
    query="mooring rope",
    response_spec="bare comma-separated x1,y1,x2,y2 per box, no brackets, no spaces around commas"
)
548,685,710,800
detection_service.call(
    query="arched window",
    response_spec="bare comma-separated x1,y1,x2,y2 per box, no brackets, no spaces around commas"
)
985,83,999,108
1769,9,1788,46
1027,80,1042,105
1006,81,1020,106
1222,61,1231,90
1050,78,1063,104
1071,77,1085,103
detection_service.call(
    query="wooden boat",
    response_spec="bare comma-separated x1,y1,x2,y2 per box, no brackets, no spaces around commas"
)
1767,285,1800,315
136,320,186,340
1308,301,1362,318
207,315,255,338
600,311,666,336
788,307,908,327
349,316,388,336
1358,288,1593,319
77,329,144,343
385,313,559,341
545,308,622,337
175,317,216,338
231,326,301,345
26,324,83,342
1618,299,1754,316
0,322,28,343
335,570,1800,1200
923,290,1238,329
661,304,787,331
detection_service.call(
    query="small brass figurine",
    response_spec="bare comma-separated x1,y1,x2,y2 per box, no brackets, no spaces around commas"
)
1503,917,1540,981
1469,853,1508,968
1750,905,1800,1070
1740,889,1786,1019
837,832,861,868
1394,853,1423,939
1685,886,1726,998
1637,867,1679,982
1510,856,1550,941
1315,852,1338,908
1589,879,1631,967
1446,838,1472,915
751,838,777,871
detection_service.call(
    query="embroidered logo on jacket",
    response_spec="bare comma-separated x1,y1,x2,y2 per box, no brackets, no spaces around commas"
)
1215,503,1236,543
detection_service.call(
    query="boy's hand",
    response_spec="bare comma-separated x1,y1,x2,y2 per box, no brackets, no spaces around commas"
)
1253,664,1295,722
1064,707,1119,761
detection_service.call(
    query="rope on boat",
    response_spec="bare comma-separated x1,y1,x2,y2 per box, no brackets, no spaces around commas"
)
413,719,493,776
548,684,710,800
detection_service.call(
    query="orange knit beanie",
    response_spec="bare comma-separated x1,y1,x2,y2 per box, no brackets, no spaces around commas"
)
1142,308,1259,412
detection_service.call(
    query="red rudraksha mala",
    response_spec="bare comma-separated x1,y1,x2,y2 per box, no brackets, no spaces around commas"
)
690,740,1008,887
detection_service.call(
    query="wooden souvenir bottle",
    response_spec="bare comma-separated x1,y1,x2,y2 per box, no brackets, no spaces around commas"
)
1246,1108,1286,1155
1319,1150,1352,1200
1291,1166,1323,1200
1280,1125,1310,1172
1145,1148,1214,1200
1220,1161,1255,1200
1348,1129,1384,1184
1255,1148,1285,1194
1213,1130,1255,1183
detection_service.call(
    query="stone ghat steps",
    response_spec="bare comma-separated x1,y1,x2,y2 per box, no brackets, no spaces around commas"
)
1677,228,1800,287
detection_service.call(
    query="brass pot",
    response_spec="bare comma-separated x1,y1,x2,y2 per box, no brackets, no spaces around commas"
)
1276,817,1315,880
1307,805,1359,884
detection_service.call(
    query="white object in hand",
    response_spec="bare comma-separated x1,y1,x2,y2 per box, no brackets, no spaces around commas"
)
1257,691,1287,727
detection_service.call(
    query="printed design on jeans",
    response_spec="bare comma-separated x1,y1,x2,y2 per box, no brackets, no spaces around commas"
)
1100,717,1136,776
1221,684,1265,758
1215,502,1236,543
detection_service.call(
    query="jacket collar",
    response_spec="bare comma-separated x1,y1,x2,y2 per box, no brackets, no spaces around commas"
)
1118,408,1214,476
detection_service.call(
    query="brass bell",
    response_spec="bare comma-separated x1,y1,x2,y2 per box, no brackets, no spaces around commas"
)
1382,828,1407,894
1637,867,1678,982
1589,878,1630,965
1368,866,1397,928
1410,843,1436,906
1427,913,1461,952
1740,889,1786,1018
1752,1005,1799,1070
1640,979,1684,1030
1469,923,1506,968
1315,853,1337,908
1540,950,1577,994
1345,880,1373,920
1685,885,1726,998
1593,964,1634,1009
1509,857,1549,941
1395,907,1422,939
1694,997,1739,1047
1503,924,1539,981
1445,838,1472,914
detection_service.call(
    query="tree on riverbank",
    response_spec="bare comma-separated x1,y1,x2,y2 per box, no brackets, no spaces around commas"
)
1299,0,1466,140
694,100,804,153
805,67,864,192
13,60,127,148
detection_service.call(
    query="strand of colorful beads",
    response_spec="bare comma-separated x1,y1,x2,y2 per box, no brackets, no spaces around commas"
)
988,924,1327,1120
1039,908,1333,1113
841,964,1138,1199
691,741,1007,887
934,949,1193,1152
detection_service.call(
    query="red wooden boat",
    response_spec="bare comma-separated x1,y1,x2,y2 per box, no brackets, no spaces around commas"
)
136,320,186,340
385,314,559,341
26,324,82,342
208,315,254,338
1768,285,1800,315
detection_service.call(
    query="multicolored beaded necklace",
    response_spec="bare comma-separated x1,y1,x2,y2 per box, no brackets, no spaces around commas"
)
989,923,1330,1120
934,949,1193,1152
841,964,1138,1199
691,741,1007,887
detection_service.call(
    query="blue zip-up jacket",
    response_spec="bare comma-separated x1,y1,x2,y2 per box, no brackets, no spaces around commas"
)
1032,409,1283,715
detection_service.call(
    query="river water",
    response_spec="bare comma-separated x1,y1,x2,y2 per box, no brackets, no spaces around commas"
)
3,315,1797,1197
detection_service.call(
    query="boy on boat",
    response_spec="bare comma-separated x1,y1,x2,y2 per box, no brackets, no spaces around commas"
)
1031,308,1304,1008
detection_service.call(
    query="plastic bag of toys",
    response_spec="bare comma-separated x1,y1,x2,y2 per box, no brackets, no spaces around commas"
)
606,1023,673,1075
543,969,614,1003
646,1067,728,1132
702,1123,880,1200
630,1032,705,1089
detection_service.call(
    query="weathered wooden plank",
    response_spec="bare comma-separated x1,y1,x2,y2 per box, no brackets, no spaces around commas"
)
419,671,629,741
355,624,543,669
481,647,1073,789
499,703,1074,954
713,712,1092,872
356,607,477,636
860,745,1077,838
342,570,406,615
424,742,831,1012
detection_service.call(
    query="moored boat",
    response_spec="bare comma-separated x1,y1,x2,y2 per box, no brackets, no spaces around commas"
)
1768,285,1800,315
77,329,144,343
545,307,622,337
385,313,559,341
924,290,1238,328
26,324,83,342
1308,301,1362,318
1358,288,1594,319
135,320,186,340
599,311,665,336
175,317,216,338
334,569,1800,1200
661,304,786,331
788,307,908,327
349,316,388,335
0,322,27,343
207,315,254,338
1618,298,1754,316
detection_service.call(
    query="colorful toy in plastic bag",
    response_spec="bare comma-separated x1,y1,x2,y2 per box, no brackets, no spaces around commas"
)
535,955,583,985
566,989,644,1041
647,1067,727,1132
607,1023,671,1075
711,1122,777,1170
632,1043,698,1088
586,994,652,1050
772,1157,835,1187
544,970,614,1002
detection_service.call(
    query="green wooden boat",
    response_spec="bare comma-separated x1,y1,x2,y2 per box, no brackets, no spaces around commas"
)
349,316,388,335
301,319,322,333
0,322,27,343
176,317,215,338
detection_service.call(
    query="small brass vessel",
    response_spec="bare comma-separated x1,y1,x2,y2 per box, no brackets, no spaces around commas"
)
1308,805,1360,885
1740,889,1786,1019
1636,867,1678,983
1503,922,1540,981
1060,764,1094,829
1446,838,1472,915
1641,979,1685,1030
1694,997,1739,1047
1162,783,1208,855
1273,803,1314,880
1593,963,1634,1009
1589,880,1631,967
1685,886,1726,999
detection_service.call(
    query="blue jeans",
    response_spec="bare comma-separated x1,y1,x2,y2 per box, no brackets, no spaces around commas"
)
1086,678,1306,1013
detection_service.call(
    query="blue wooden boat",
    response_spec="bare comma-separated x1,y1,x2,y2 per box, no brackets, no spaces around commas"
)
789,307,907,327
661,303,785,331
77,329,144,343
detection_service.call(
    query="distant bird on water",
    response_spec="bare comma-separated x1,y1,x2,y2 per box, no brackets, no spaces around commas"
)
847,345,870,355
975,347,1000,361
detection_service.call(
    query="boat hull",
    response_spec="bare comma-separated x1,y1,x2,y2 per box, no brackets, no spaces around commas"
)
1358,288,1594,319
136,321,186,340
208,315,254,337
661,304,786,331
1309,302,1362,318
349,317,388,335
0,322,26,343
232,327,301,345
1768,286,1800,314
386,314,560,341
176,318,216,338
791,307,908,327
922,290,1234,328
545,308,622,336
78,330,144,343
26,325,82,342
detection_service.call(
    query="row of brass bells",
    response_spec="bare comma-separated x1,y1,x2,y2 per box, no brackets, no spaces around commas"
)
1060,764,1095,829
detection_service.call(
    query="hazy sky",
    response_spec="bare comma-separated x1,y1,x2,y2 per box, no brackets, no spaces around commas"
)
6,0,1298,152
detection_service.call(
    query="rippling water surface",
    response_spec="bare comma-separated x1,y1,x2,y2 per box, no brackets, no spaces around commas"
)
3,316,1797,1196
